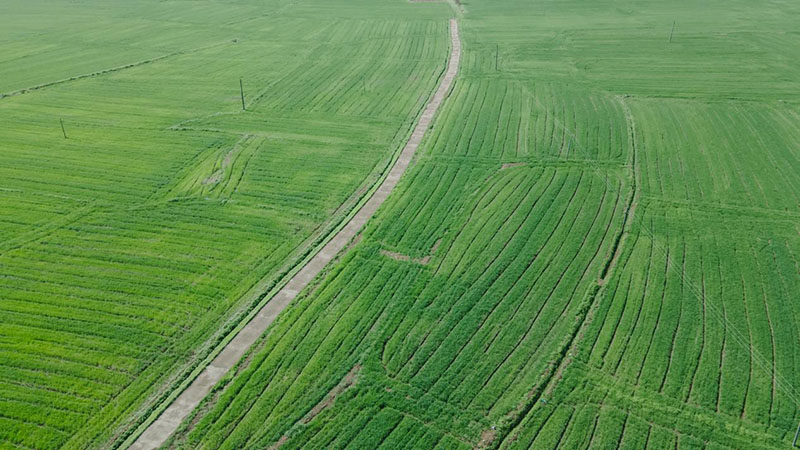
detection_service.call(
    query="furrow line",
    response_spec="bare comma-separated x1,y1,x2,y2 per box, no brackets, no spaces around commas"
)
126,18,461,450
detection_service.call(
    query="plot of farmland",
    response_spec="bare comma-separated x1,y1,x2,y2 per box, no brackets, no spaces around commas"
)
4,0,800,448
0,0,450,448
163,0,800,449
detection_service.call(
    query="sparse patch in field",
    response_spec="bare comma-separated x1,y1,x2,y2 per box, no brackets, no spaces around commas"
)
500,161,526,170
267,435,289,450
478,427,497,448
381,248,413,261
302,364,362,425
380,238,441,264
167,134,264,200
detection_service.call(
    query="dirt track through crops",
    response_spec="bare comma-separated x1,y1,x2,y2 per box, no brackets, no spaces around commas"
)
129,18,461,450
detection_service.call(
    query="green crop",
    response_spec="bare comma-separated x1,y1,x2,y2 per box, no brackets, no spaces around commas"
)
0,0,449,448
4,0,800,448
164,0,800,449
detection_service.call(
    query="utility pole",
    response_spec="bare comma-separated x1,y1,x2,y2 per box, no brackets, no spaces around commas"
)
669,20,675,43
495,44,499,71
60,119,67,139
239,78,246,111
793,421,800,447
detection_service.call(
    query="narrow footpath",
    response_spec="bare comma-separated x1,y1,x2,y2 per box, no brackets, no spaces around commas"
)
130,18,461,450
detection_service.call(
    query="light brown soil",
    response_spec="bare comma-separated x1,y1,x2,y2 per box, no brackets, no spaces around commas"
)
381,238,442,265
500,162,526,170
302,364,362,424
381,249,412,262
478,428,497,448
202,170,222,185
267,435,288,450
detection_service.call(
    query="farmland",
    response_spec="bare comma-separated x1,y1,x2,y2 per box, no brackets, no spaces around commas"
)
0,0,450,448
162,0,800,449
3,0,800,449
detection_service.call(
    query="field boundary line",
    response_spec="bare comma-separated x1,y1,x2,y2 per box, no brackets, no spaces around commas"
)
0,40,232,100
0,200,95,257
124,18,461,450
499,92,800,447
495,91,640,448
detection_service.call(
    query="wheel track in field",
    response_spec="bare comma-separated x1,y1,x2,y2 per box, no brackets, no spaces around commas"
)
126,18,461,450
392,171,548,378
404,170,572,381
0,41,233,101
475,173,618,410
496,96,640,448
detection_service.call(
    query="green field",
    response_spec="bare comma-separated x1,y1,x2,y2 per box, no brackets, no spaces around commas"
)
0,0,450,448
3,0,800,448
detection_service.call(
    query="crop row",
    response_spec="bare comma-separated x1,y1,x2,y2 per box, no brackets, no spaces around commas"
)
504,359,791,449
580,205,800,430
634,99,800,211
0,4,450,448
249,20,448,119
168,159,627,447
420,79,627,161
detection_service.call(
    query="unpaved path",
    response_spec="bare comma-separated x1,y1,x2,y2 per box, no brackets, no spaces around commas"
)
129,18,461,450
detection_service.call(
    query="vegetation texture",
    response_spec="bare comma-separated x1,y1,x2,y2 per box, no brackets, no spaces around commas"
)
2,0,800,449
0,0,448,448
165,0,800,449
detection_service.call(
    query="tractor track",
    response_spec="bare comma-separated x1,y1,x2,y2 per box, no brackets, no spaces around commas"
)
127,18,461,450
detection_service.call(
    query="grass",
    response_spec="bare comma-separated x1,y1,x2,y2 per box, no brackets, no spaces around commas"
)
0,0,450,448
163,0,800,449
4,0,800,448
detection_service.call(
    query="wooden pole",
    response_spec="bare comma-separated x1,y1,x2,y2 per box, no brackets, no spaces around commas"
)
495,44,499,71
239,78,246,111
60,119,67,139
669,20,675,43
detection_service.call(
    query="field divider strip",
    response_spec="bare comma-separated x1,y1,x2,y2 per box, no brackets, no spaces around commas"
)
495,93,640,448
0,40,232,100
124,18,461,450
